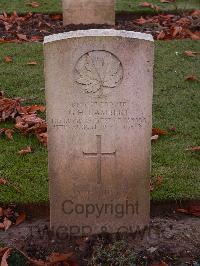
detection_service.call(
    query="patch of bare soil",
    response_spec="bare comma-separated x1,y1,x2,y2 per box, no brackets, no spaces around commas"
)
0,11,199,43
1,214,200,265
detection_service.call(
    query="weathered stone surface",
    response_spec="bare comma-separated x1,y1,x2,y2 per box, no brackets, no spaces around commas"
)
44,29,154,236
62,0,115,25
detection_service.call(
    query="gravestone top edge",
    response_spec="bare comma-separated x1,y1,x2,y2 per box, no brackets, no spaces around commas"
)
43,29,154,44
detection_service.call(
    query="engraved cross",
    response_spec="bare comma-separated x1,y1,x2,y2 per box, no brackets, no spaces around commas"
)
83,135,116,184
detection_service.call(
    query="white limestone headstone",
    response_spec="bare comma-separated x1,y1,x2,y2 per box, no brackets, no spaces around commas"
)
62,0,115,25
44,29,154,236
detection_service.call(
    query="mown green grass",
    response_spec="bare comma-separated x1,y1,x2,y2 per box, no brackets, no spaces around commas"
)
0,0,199,14
0,40,199,204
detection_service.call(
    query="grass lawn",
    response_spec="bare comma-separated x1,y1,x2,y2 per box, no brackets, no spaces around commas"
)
0,0,199,14
0,40,200,204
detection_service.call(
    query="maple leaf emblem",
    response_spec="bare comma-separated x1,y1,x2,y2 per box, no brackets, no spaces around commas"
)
75,51,123,97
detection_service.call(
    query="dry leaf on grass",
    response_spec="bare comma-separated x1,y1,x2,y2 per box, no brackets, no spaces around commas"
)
0,178,7,185
186,146,200,151
151,135,159,141
184,50,200,57
0,128,14,140
160,0,175,2
0,178,21,192
37,132,48,146
156,176,163,186
4,56,12,63
29,1,40,8
185,75,199,81
0,97,22,121
26,61,37,65
4,129,14,140
0,94,47,146
140,2,152,7
152,128,167,136
18,146,32,155
140,2,160,11
150,180,154,192
150,176,164,192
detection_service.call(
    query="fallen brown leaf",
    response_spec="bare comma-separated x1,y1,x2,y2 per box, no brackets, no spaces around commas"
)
4,56,12,63
17,33,28,41
188,205,200,217
3,208,14,219
150,180,154,192
157,30,166,40
140,2,160,11
177,204,200,217
3,218,12,231
29,1,40,8
172,26,182,37
15,212,26,226
150,261,168,266
0,247,9,257
152,128,167,136
185,29,200,40
30,35,42,42
151,135,159,141
185,75,199,81
0,128,14,140
135,16,147,25
4,129,14,140
37,132,48,146
18,146,32,155
47,252,74,264
191,10,200,16
186,146,200,151
150,176,164,192
0,91,4,98
51,14,62,21
155,176,163,186
184,50,200,57
160,0,175,2
0,223,5,230
0,178,7,185
1,248,12,266
19,104,45,114
0,207,3,216
26,61,37,65
153,5,160,11
140,2,152,7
